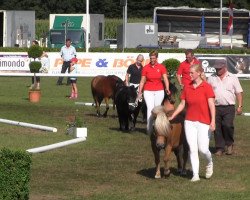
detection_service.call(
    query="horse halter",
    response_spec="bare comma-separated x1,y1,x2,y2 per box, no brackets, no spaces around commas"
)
166,94,175,104
129,101,138,108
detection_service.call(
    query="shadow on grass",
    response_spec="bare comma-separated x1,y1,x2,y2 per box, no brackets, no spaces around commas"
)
137,167,192,179
109,127,148,135
84,113,117,119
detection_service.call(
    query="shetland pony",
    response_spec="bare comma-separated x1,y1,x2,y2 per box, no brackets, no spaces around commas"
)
149,88,188,178
115,85,141,131
91,75,124,117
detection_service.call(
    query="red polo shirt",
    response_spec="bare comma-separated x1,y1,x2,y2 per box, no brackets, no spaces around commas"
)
177,58,200,86
181,81,215,125
142,62,167,91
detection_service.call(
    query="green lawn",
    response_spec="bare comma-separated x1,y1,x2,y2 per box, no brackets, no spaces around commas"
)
0,77,250,199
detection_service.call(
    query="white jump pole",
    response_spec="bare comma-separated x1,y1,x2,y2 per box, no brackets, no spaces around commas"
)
241,113,250,116
75,102,114,107
26,137,86,153
0,118,57,132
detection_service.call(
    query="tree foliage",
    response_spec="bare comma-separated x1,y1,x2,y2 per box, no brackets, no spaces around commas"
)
0,0,249,19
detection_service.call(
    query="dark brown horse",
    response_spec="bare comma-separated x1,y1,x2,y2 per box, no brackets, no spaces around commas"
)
149,84,188,178
91,75,124,117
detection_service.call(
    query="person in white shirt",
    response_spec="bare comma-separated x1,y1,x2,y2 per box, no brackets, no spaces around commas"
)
56,38,76,85
207,59,243,156
39,51,50,73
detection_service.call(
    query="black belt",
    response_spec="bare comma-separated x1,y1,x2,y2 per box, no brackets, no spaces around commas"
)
216,105,235,107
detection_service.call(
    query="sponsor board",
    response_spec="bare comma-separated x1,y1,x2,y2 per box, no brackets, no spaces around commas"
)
0,52,249,78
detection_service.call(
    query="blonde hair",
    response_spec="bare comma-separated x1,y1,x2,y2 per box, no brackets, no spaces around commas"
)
190,64,206,81
151,106,171,137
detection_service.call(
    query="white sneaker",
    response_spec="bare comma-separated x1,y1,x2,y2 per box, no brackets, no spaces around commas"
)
206,162,213,179
191,175,200,182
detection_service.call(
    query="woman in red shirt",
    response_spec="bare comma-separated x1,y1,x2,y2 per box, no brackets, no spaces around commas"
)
138,50,170,133
169,64,215,182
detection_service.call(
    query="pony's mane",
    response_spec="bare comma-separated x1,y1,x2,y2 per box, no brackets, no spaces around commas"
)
151,106,165,117
151,106,171,137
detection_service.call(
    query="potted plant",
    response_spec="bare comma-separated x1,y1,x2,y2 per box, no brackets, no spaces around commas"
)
66,111,87,138
162,58,180,79
74,116,87,138
27,45,43,102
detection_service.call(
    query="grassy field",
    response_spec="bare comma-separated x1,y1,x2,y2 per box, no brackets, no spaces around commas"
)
0,77,250,199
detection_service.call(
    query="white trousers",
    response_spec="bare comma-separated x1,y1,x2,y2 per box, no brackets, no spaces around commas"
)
144,90,164,131
184,120,213,176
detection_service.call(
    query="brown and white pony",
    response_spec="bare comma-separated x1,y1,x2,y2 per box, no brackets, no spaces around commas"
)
149,86,188,178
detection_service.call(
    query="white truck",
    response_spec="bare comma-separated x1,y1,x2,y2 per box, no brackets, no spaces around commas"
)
47,14,104,48
0,10,35,47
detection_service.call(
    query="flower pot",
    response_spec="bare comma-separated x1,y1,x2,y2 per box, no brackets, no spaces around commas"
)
29,90,41,103
74,127,87,138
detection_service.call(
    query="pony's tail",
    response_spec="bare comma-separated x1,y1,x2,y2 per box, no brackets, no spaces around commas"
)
154,112,171,137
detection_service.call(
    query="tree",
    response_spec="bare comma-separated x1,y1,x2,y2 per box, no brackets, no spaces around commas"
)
0,0,249,19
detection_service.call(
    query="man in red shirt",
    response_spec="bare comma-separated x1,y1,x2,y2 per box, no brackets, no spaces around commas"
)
176,49,200,89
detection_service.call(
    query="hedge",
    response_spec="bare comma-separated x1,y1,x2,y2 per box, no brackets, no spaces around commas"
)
0,148,32,200
162,58,180,77
0,47,250,54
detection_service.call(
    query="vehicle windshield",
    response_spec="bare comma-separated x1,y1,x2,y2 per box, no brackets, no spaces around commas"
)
50,30,83,44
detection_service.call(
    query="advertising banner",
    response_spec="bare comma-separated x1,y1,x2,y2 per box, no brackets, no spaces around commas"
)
0,52,185,78
0,52,249,78
197,54,250,75
0,54,30,72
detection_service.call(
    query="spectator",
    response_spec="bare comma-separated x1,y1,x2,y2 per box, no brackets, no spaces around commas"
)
125,54,147,122
32,40,39,46
39,51,50,74
207,59,243,156
169,64,215,182
176,49,200,89
30,40,41,89
57,38,77,85
69,57,79,99
138,50,170,133
125,54,144,87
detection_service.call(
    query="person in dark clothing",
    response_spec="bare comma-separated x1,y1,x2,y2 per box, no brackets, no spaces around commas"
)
125,54,144,87
125,54,147,122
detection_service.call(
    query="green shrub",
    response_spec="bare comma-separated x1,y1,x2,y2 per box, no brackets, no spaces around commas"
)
162,58,180,77
27,45,43,60
29,61,42,73
0,148,32,200
27,44,43,90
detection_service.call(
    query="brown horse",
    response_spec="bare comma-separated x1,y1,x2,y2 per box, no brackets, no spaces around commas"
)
91,75,124,117
149,86,188,178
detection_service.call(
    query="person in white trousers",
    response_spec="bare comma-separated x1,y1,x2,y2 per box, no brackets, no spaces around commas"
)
138,50,170,133
169,64,215,182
